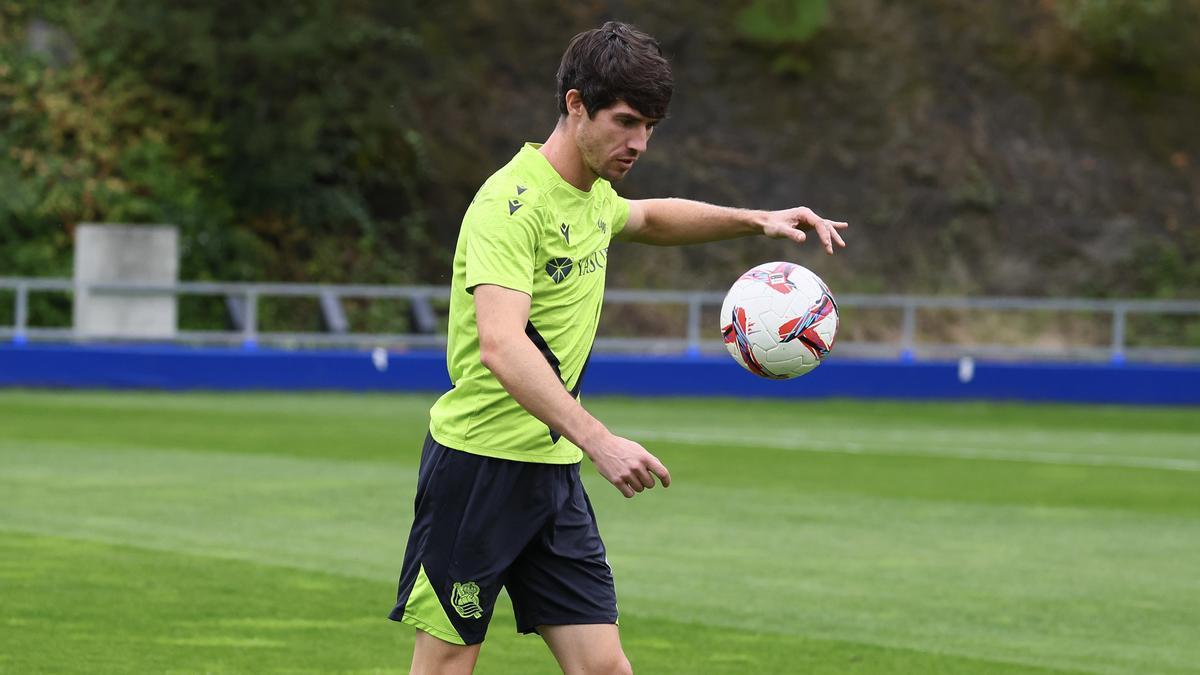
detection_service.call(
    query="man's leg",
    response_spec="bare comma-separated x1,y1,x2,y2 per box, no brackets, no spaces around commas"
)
410,630,482,675
539,624,632,675
509,466,625,673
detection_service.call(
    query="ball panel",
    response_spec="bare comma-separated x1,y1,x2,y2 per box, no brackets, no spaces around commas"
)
719,304,777,378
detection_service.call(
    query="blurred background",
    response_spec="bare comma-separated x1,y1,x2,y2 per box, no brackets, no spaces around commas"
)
3,0,1198,346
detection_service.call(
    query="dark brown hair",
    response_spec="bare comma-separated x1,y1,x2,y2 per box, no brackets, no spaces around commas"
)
556,21,673,120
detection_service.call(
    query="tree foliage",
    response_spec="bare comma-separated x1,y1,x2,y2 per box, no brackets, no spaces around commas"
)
1055,0,1200,87
2,0,434,291
735,0,829,46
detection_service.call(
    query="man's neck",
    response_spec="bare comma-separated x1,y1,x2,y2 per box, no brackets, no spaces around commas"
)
539,125,595,192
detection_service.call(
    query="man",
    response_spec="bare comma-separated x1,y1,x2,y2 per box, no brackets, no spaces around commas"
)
390,21,847,675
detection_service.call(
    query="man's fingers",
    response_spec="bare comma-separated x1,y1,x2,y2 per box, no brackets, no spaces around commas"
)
830,220,848,248
623,472,648,493
831,225,847,248
632,466,656,490
775,209,847,252
649,457,672,488
817,222,833,253
612,461,671,497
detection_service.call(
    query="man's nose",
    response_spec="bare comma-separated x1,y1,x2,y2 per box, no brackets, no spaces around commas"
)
628,129,649,154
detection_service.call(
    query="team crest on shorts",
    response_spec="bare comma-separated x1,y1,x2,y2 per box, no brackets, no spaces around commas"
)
451,581,484,619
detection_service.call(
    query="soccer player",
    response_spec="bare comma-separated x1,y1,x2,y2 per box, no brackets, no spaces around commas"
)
389,21,848,675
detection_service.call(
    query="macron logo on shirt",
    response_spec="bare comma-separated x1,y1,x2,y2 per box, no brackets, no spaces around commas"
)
509,185,527,215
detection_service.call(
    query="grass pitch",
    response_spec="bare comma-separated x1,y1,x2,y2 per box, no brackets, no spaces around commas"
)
1,390,1198,674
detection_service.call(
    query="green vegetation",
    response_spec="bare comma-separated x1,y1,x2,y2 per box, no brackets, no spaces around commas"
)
735,0,830,45
1056,0,1200,85
2,1,1199,308
2,390,1198,673
734,0,830,75
1,1,432,330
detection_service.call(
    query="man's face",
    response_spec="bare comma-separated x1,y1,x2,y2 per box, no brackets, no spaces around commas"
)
575,100,659,183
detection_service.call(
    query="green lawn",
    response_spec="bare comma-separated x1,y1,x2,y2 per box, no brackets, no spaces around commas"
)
1,390,1198,674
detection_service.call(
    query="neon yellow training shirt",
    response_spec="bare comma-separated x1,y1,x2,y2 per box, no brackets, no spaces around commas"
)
427,143,630,464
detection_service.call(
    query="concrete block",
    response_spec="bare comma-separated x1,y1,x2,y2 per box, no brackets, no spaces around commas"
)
73,224,179,339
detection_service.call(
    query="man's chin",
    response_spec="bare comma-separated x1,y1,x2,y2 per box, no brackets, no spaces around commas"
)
604,166,632,182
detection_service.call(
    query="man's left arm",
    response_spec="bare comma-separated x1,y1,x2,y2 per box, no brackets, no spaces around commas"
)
618,198,848,254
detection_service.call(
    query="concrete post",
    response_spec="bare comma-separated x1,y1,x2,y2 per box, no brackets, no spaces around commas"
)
73,224,179,339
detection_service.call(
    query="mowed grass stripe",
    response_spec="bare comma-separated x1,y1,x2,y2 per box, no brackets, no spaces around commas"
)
2,391,1199,674
588,396,1200,436
5,391,1198,462
0,390,432,464
0,532,1078,675
0,441,414,581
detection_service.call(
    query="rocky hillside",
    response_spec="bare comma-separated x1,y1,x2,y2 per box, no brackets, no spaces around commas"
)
408,0,1199,301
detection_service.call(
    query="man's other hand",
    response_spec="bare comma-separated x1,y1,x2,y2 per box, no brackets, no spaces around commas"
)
584,433,672,498
763,207,848,255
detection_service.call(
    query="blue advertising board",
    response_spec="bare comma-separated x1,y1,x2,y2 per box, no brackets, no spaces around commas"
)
1,344,1198,405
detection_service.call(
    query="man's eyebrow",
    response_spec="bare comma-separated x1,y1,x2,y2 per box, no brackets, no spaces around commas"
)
616,112,661,125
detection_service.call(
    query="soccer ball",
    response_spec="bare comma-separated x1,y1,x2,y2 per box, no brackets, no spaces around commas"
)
720,261,839,379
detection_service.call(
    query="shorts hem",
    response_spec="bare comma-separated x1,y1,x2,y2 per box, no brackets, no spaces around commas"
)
516,615,619,635
392,612,476,646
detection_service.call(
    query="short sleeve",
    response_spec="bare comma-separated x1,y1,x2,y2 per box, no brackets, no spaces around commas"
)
463,192,540,296
606,185,631,236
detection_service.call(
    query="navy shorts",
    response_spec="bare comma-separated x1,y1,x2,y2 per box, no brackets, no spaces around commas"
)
388,433,617,645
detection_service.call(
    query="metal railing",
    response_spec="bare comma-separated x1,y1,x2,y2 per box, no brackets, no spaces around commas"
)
3,277,1199,362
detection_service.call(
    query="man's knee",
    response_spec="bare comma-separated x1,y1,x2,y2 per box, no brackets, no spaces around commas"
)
579,653,633,675
539,623,631,675
411,629,480,675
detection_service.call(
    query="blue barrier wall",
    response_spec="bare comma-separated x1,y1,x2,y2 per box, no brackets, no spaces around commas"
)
2,343,1199,405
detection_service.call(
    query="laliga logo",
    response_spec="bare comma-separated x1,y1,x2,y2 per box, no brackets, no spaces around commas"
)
740,261,799,295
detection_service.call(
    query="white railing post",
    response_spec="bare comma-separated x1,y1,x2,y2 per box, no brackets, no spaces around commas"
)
14,281,29,345
242,289,258,349
1111,305,1127,364
686,294,702,357
900,301,917,362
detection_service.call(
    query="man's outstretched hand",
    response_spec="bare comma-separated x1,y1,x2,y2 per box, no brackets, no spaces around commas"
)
763,207,849,255
584,432,671,498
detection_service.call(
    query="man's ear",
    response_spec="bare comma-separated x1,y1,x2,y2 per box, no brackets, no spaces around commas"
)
564,89,586,117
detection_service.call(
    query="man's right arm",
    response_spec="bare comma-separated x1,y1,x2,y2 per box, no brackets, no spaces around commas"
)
474,283,671,498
